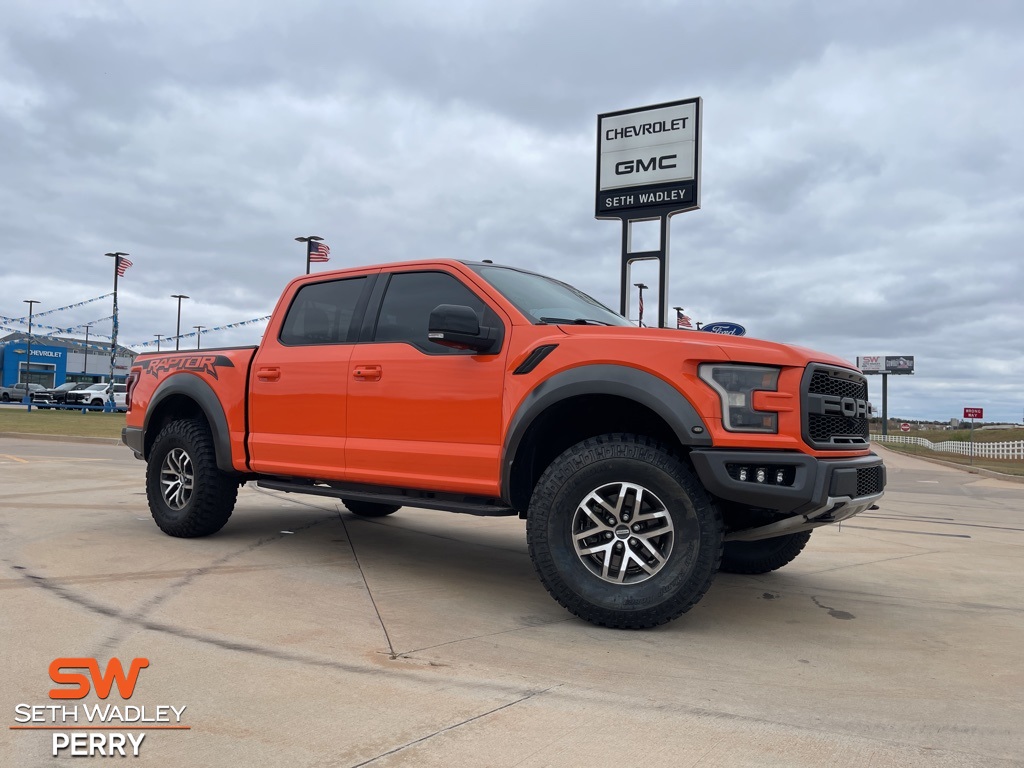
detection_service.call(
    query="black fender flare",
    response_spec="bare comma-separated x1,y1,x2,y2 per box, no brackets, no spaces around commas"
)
501,364,712,500
145,374,235,474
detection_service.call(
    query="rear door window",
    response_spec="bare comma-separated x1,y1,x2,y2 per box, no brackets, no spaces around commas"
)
280,277,367,346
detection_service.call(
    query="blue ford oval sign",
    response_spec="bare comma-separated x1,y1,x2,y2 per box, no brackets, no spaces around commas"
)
702,322,746,336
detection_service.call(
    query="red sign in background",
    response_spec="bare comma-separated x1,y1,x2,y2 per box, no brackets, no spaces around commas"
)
963,407,984,420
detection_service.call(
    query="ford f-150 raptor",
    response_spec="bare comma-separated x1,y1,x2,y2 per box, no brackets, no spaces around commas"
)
123,259,885,628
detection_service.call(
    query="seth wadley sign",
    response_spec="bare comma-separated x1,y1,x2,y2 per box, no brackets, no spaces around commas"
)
596,100,700,215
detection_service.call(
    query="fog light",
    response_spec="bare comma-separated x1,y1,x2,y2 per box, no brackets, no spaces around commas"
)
738,467,748,482
756,468,766,483
776,469,785,484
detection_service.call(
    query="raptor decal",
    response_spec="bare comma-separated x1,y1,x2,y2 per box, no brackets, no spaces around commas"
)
137,354,235,380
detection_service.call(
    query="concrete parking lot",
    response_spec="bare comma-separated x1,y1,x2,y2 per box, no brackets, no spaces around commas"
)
1,438,1021,767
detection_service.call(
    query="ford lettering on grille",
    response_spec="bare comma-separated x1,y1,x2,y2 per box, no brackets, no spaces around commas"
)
818,394,872,419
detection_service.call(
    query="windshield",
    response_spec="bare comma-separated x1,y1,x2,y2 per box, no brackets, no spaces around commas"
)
470,265,632,327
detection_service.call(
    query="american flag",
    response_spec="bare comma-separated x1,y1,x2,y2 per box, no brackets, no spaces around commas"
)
676,309,693,329
308,241,331,262
116,257,133,277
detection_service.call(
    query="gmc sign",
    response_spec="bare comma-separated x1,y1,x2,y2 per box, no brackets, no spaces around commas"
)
596,98,701,217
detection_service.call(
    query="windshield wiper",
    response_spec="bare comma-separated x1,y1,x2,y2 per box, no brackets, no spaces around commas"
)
538,317,612,326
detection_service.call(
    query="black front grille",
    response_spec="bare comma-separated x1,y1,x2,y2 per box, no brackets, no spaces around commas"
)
809,414,868,442
856,465,884,496
809,370,866,400
803,365,871,450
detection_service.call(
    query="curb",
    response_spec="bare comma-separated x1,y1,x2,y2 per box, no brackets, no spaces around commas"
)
0,432,124,446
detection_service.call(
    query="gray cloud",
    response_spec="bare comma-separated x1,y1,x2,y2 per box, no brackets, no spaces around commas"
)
2,0,1022,421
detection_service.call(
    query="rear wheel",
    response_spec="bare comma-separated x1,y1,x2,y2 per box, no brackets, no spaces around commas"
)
719,531,812,574
146,419,238,537
342,499,400,517
527,434,723,629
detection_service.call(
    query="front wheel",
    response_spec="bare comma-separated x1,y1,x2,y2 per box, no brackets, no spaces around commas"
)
719,531,812,574
527,434,723,629
146,419,238,537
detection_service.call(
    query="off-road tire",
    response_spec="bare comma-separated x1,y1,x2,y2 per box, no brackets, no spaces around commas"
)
342,499,401,517
146,418,238,537
527,433,723,629
719,531,812,574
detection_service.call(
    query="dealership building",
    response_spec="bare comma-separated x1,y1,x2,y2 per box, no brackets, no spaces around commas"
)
0,333,137,388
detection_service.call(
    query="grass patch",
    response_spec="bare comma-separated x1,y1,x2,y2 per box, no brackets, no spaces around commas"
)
0,407,125,439
878,441,1024,477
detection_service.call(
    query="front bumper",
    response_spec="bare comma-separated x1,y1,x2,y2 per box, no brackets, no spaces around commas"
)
689,450,885,542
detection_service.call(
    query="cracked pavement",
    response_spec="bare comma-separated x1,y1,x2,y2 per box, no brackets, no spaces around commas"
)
1,439,1022,767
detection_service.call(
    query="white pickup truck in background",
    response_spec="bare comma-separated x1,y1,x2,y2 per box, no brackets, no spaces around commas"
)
65,383,128,410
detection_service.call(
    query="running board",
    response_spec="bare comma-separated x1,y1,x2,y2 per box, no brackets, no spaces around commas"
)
256,479,518,517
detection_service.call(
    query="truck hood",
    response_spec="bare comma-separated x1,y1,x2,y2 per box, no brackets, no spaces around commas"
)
555,325,857,370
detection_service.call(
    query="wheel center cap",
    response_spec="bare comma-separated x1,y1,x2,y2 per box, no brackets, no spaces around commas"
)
614,525,630,539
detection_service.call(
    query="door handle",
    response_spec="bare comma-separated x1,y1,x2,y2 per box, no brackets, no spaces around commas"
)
256,367,281,382
353,364,382,382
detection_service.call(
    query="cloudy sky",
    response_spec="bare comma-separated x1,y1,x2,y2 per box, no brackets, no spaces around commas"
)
1,1,1021,423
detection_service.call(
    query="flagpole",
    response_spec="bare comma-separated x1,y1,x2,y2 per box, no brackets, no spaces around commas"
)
23,299,39,410
634,282,648,328
295,235,324,275
105,251,128,411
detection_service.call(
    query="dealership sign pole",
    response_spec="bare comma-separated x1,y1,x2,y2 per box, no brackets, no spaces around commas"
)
596,98,701,328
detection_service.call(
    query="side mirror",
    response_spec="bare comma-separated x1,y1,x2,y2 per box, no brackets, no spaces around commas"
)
428,304,496,353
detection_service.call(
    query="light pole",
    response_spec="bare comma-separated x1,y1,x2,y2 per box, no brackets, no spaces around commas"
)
171,294,189,351
295,235,324,275
105,252,129,410
154,334,164,352
634,283,648,328
193,326,205,350
23,300,39,406
82,323,93,381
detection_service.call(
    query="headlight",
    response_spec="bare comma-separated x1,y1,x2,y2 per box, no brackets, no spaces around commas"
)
698,364,780,433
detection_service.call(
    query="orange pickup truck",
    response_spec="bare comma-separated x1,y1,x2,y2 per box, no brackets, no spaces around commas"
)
123,259,884,628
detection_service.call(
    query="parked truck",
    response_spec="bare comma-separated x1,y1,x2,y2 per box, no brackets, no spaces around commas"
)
1,382,45,402
123,259,885,628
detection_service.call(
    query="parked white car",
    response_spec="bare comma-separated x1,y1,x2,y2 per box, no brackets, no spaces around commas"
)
65,383,128,410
